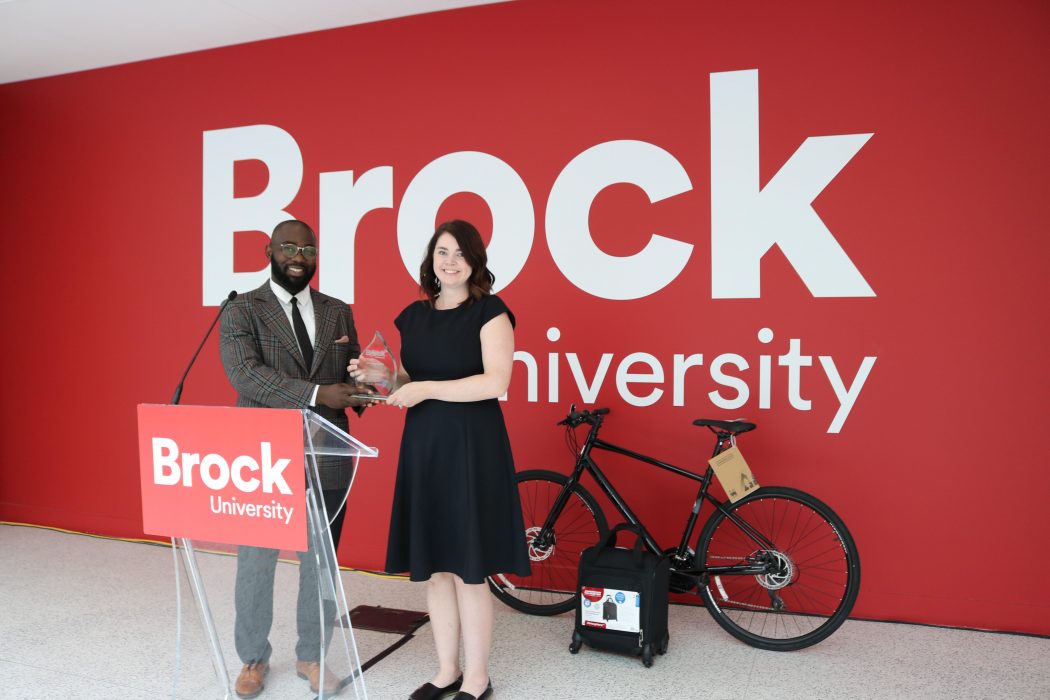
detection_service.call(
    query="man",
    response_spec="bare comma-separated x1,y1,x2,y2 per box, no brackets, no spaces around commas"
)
219,219,372,698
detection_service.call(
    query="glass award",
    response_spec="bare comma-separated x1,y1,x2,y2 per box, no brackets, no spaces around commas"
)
352,330,397,401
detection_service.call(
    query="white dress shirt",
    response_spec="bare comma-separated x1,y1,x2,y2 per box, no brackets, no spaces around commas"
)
269,279,319,406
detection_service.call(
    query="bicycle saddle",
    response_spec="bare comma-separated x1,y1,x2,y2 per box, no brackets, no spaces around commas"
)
693,418,756,434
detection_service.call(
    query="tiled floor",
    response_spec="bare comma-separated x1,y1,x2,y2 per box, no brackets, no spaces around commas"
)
1,524,1047,700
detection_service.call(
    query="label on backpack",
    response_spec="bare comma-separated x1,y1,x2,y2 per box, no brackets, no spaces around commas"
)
580,586,641,633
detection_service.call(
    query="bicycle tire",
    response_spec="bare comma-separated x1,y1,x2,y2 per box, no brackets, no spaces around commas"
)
487,469,608,615
697,486,860,651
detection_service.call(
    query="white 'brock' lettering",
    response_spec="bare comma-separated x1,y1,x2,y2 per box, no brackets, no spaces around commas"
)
201,69,874,306
151,439,293,494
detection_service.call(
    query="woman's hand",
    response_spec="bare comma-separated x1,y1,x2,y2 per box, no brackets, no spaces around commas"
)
348,356,394,387
386,381,432,409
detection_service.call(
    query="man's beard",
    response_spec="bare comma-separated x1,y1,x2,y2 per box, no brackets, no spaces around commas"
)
271,255,315,294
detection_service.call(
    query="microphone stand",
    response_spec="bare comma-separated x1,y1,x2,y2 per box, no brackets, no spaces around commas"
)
170,290,237,405
168,289,238,697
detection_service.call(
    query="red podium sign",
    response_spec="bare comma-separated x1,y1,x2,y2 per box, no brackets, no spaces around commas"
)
137,404,307,550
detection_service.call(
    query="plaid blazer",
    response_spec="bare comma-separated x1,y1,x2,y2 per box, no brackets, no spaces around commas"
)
219,281,363,490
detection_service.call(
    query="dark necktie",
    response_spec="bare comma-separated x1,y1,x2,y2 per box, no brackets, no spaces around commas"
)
290,297,314,370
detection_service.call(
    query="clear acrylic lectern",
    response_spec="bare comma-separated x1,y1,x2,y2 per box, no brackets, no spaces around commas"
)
171,409,378,699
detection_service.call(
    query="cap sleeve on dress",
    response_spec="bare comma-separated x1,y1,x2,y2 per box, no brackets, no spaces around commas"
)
481,294,515,328
395,301,418,332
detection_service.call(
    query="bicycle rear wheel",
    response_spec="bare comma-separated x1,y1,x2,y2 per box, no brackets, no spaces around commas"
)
487,469,608,615
697,486,860,650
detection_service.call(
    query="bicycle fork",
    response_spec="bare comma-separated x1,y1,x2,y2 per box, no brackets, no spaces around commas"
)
530,459,591,553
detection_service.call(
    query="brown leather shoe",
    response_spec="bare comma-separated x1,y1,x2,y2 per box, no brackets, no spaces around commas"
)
234,662,269,699
296,660,340,694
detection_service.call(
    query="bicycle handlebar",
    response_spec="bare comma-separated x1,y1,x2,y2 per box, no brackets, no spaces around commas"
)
557,404,610,427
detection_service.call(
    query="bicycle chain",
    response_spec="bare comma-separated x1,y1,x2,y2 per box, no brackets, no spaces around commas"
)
722,599,778,612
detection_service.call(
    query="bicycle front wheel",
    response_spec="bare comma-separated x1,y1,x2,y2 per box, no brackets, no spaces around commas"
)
487,469,608,615
697,486,860,651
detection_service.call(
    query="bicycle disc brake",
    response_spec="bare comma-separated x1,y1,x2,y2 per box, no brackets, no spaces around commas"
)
525,526,554,562
752,549,796,591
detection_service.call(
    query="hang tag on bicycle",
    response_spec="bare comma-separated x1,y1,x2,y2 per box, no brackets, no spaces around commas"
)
709,446,759,503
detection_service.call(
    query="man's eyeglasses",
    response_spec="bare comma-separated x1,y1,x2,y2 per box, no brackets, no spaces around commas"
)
276,243,318,259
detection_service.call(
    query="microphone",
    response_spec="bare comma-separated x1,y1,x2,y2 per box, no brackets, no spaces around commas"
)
170,290,238,405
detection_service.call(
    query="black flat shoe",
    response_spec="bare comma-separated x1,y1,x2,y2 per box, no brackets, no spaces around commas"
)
410,675,463,700
452,680,493,700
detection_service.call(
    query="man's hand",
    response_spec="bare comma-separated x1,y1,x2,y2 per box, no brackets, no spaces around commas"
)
348,384,383,408
315,383,359,409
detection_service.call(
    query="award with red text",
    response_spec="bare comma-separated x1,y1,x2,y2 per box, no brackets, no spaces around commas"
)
353,330,397,400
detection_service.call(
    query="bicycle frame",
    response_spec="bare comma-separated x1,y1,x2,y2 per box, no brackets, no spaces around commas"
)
533,420,777,578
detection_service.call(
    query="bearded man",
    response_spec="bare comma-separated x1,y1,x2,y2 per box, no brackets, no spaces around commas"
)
219,219,372,698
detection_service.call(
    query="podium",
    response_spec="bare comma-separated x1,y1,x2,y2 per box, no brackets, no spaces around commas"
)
137,404,379,699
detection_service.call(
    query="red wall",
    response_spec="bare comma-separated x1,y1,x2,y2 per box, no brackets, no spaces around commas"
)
2,0,1048,635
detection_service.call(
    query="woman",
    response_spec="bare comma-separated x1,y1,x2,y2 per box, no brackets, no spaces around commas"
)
349,220,530,700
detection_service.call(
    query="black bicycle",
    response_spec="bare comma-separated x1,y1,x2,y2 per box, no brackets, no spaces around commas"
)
487,405,860,651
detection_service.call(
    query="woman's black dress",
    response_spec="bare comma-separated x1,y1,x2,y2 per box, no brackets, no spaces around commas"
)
385,294,531,583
